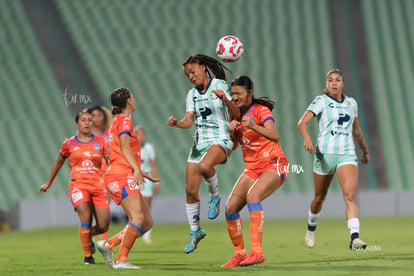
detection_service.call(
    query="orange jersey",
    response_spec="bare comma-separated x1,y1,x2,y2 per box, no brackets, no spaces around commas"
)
60,135,108,189
237,103,287,169
106,114,141,175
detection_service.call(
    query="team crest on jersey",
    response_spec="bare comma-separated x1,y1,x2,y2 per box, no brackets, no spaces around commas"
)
107,181,120,193
93,143,101,150
210,92,218,100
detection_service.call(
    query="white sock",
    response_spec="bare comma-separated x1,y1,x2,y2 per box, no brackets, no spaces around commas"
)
186,202,201,231
308,210,320,227
204,174,219,196
347,218,360,236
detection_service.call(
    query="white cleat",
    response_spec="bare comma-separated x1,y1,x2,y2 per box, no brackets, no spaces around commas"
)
112,260,141,270
350,238,368,251
96,240,113,267
305,230,316,248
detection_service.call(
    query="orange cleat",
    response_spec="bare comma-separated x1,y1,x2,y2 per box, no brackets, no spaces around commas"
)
221,253,246,268
239,251,265,266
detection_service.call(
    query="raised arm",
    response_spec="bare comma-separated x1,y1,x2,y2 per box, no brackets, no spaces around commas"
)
241,116,280,142
166,111,195,129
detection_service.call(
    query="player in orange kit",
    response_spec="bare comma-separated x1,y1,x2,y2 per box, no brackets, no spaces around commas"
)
95,87,159,270
221,76,288,268
86,105,113,241
39,111,110,265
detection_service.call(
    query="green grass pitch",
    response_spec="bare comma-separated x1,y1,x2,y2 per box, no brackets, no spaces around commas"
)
0,216,413,275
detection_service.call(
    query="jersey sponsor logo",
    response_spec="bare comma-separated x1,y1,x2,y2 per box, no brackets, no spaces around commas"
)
93,143,101,150
83,151,91,157
107,181,120,193
127,175,139,190
193,96,209,103
337,113,350,125
200,107,212,119
71,188,83,203
82,160,93,167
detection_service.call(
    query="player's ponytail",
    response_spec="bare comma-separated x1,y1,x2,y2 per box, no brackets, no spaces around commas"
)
110,87,131,115
183,54,231,81
230,75,275,111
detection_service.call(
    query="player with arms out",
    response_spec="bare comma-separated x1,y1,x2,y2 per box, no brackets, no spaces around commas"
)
39,111,110,265
166,54,240,254
222,75,288,267
297,69,369,250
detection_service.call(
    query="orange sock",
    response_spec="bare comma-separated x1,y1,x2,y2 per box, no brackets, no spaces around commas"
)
99,231,109,240
225,212,244,255
248,203,264,253
106,228,125,249
117,222,144,262
79,223,92,257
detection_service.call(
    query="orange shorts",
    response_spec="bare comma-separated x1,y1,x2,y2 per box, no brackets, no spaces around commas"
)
244,158,288,185
68,184,109,209
104,173,140,205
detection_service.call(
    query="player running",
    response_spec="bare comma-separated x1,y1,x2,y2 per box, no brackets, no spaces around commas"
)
166,54,240,254
39,111,110,265
96,87,159,270
297,69,369,250
222,75,288,267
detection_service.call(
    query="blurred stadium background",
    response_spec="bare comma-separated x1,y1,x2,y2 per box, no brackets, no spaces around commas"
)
0,0,413,230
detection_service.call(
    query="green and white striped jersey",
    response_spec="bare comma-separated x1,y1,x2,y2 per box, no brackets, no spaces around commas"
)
185,78,231,144
307,93,358,155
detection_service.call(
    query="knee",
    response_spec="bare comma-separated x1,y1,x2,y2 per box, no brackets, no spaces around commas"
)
312,194,327,206
225,202,238,214
343,194,356,205
198,162,212,177
94,224,109,233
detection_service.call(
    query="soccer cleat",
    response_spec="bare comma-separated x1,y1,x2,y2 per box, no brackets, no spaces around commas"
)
96,240,113,267
350,238,368,251
208,195,221,219
112,260,141,270
305,230,316,248
90,237,96,254
142,236,152,245
221,253,246,268
240,251,265,266
184,228,207,254
84,256,95,265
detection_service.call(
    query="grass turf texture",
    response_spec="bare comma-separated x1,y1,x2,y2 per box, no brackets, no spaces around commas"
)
0,216,413,275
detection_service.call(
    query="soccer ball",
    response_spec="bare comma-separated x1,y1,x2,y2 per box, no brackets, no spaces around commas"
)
216,35,244,62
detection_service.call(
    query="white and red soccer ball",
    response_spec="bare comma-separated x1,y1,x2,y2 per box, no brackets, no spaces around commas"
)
216,35,244,62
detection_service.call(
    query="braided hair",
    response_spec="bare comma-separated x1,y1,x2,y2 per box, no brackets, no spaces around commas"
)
182,54,231,81
110,87,131,115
